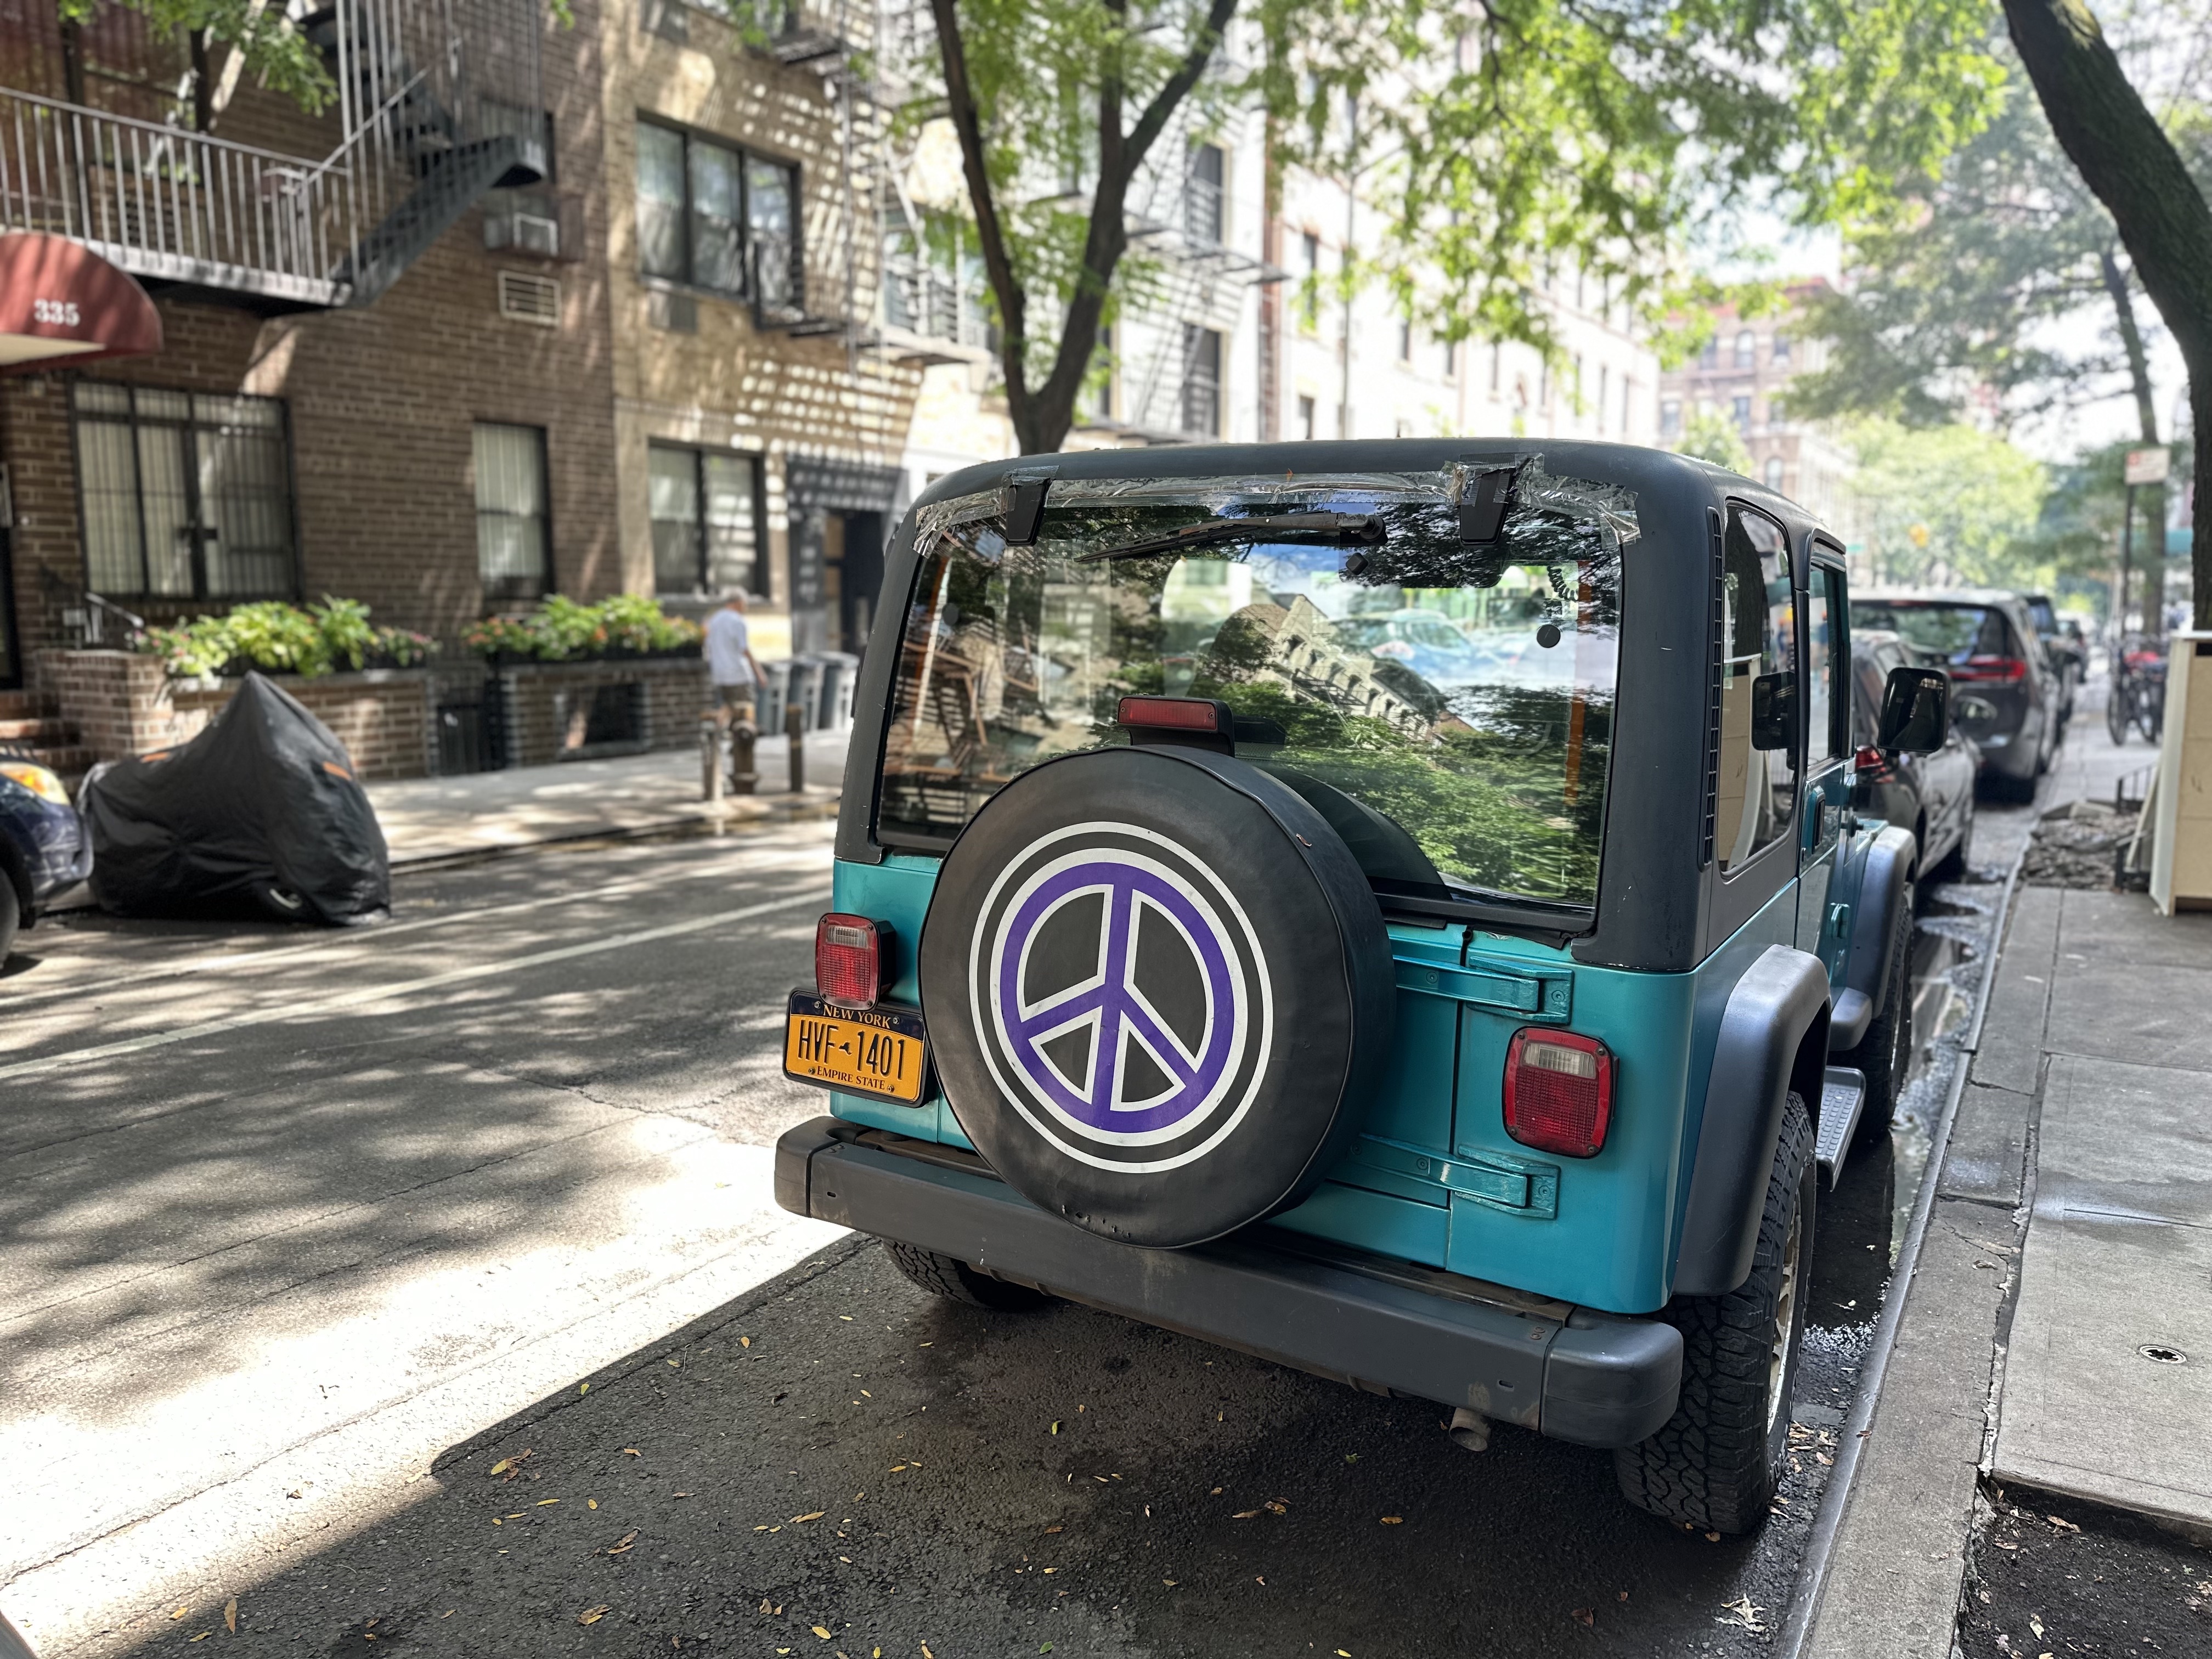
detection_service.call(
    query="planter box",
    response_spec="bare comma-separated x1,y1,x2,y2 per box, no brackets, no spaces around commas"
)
35,650,435,780
488,655,712,769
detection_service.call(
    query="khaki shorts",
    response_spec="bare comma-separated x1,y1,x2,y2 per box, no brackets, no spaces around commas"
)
716,686,757,721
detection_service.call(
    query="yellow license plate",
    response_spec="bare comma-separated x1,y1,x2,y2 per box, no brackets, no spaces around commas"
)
783,991,932,1104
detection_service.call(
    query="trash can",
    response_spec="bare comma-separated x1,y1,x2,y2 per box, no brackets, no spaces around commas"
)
814,651,859,733
755,658,793,736
786,656,826,736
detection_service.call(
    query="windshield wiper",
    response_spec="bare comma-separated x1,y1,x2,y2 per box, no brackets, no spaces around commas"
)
1075,511,1385,563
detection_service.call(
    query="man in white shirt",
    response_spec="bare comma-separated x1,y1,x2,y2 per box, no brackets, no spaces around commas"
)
704,591,764,792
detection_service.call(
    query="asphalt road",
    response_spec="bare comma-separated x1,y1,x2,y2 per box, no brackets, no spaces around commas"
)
0,767,2049,1657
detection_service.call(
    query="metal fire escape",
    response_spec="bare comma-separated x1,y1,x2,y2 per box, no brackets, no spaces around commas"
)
0,0,545,312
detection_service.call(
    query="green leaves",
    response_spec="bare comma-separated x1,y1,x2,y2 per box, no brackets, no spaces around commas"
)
135,599,432,680
64,0,338,118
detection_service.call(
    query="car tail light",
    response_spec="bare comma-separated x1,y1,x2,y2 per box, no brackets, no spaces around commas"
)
0,761,70,804
1949,655,2026,683
1853,744,1896,780
1502,1029,1615,1159
815,913,890,1008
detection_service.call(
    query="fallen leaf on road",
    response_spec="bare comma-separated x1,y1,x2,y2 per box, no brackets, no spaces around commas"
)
2046,1515,2079,1532
224,1600,238,1634
1617,1592,1629,1601
674,1491,695,1499
1043,1526,1062,1534
1572,1609,1594,1627
741,1337,753,1348
1049,1423,1060,1435
891,1465,908,1472
588,1499,599,1510
1380,1516,1403,1526
1705,1531,1721,1542
172,1607,189,1620
812,1626,833,1639
922,1645,936,1658
579,1606,611,1626
1232,1509,1262,1519
623,1448,642,1457
1717,1596,1767,1634
537,1499,560,1506
1264,1499,1288,1514
1209,1487,1222,1495
580,1383,589,1394
1042,1567,1057,1575
793,1511,827,1523
608,1531,639,1555
1164,1581,1177,1587
861,1391,872,1398
839,1316,854,1322
491,1519,502,1526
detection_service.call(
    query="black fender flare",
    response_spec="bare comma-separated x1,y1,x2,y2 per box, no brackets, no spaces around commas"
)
1672,945,1831,1297
0,831,35,929
1829,823,1916,1051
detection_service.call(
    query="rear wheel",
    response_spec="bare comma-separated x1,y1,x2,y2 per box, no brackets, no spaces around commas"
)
885,1241,1050,1311
1838,897,1915,1149
1616,1093,1814,1534
2107,678,2131,746
0,878,18,964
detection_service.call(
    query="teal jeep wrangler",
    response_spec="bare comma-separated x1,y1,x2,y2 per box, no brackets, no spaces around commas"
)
775,441,1950,1531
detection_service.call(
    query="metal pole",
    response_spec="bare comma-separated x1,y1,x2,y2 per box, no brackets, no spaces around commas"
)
701,714,725,803
787,701,807,793
2120,480,2135,634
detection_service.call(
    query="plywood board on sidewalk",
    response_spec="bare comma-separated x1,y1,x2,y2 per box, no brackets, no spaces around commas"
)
1993,1052,2212,1527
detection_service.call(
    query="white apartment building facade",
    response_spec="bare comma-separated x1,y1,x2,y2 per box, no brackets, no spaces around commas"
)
882,100,1662,500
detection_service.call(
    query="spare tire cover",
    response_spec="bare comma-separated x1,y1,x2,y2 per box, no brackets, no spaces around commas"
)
918,744,1395,1247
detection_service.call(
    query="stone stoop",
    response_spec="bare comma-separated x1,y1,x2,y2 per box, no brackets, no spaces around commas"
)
0,689,94,786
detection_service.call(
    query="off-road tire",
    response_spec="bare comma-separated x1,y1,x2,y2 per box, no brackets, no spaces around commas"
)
1615,1093,1814,1534
0,877,19,964
884,1241,1049,1311
1839,898,1914,1150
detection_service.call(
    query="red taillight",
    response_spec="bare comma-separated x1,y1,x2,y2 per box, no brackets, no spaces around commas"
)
1950,655,2025,683
1853,744,1895,779
815,912,889,1008
1502,1029,1615,1159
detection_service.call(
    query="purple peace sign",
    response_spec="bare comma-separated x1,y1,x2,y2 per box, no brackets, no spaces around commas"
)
995,857,1241,1137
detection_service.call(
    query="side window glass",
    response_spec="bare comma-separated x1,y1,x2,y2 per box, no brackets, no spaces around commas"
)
1716,505,1796,872
1805,566,1844,764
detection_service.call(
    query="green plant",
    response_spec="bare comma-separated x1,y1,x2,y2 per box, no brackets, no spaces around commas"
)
132,599,434,678
461,596,704,662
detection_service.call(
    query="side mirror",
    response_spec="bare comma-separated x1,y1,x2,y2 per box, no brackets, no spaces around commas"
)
1877,664,1950,754
1751,672,1797,751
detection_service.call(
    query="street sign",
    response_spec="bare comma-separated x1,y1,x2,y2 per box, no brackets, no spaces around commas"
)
2125,447,2170,486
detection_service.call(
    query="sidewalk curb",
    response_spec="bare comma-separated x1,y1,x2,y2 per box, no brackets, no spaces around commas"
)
385,790,842,872
1778,841,2030,1659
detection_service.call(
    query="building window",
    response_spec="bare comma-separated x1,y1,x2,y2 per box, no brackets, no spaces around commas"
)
1297,394,1317,440
1731,394,1753,432
1661,397,1681,438
1734,329,1756,369
1181,326,1222,436
1185,142,1224,246
635,118,800,303
1698,336,1719,370
1764,456,1785,490
649,443,763,596
1398,315,1412,363
1771,333,1791,364
474,423,551,603
74,381,297,601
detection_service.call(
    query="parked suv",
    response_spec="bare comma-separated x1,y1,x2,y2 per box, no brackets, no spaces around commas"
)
776,443,1950,1532
2021,592,2083,726
1851,589,2057,801
1850,630,1977,890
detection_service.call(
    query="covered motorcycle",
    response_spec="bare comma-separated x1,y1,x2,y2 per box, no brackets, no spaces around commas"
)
81,672,390,924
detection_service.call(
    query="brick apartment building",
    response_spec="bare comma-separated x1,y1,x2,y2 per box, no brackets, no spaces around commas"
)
0,0,917,762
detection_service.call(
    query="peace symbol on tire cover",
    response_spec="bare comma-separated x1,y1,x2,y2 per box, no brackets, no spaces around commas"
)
917,744,1393,1247
969,821,1275,1175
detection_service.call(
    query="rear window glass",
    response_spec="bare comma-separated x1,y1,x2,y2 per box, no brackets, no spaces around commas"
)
1853,601,2008,663
876,465,1633,917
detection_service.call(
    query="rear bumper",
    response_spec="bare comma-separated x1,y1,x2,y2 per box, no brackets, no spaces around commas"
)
775,1116,1681,1448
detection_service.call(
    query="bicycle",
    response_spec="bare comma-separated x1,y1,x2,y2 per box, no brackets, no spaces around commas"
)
2107,637,2168,745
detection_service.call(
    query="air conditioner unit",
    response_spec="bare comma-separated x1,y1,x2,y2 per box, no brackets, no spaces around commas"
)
486,208,561,258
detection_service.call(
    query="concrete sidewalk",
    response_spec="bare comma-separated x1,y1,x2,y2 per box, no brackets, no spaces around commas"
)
1799,701,2212,1657
365,730,850,865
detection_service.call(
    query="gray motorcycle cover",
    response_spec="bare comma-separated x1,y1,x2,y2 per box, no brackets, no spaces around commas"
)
81,673,390,923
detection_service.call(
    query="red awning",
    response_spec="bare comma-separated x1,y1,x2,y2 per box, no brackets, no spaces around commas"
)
0,233,163,373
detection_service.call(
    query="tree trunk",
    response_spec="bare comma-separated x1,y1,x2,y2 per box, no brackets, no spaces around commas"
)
2100,246,2165,631
2005,0,2212,627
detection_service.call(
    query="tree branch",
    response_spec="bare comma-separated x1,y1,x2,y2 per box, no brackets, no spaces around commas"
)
929,0,1030,419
